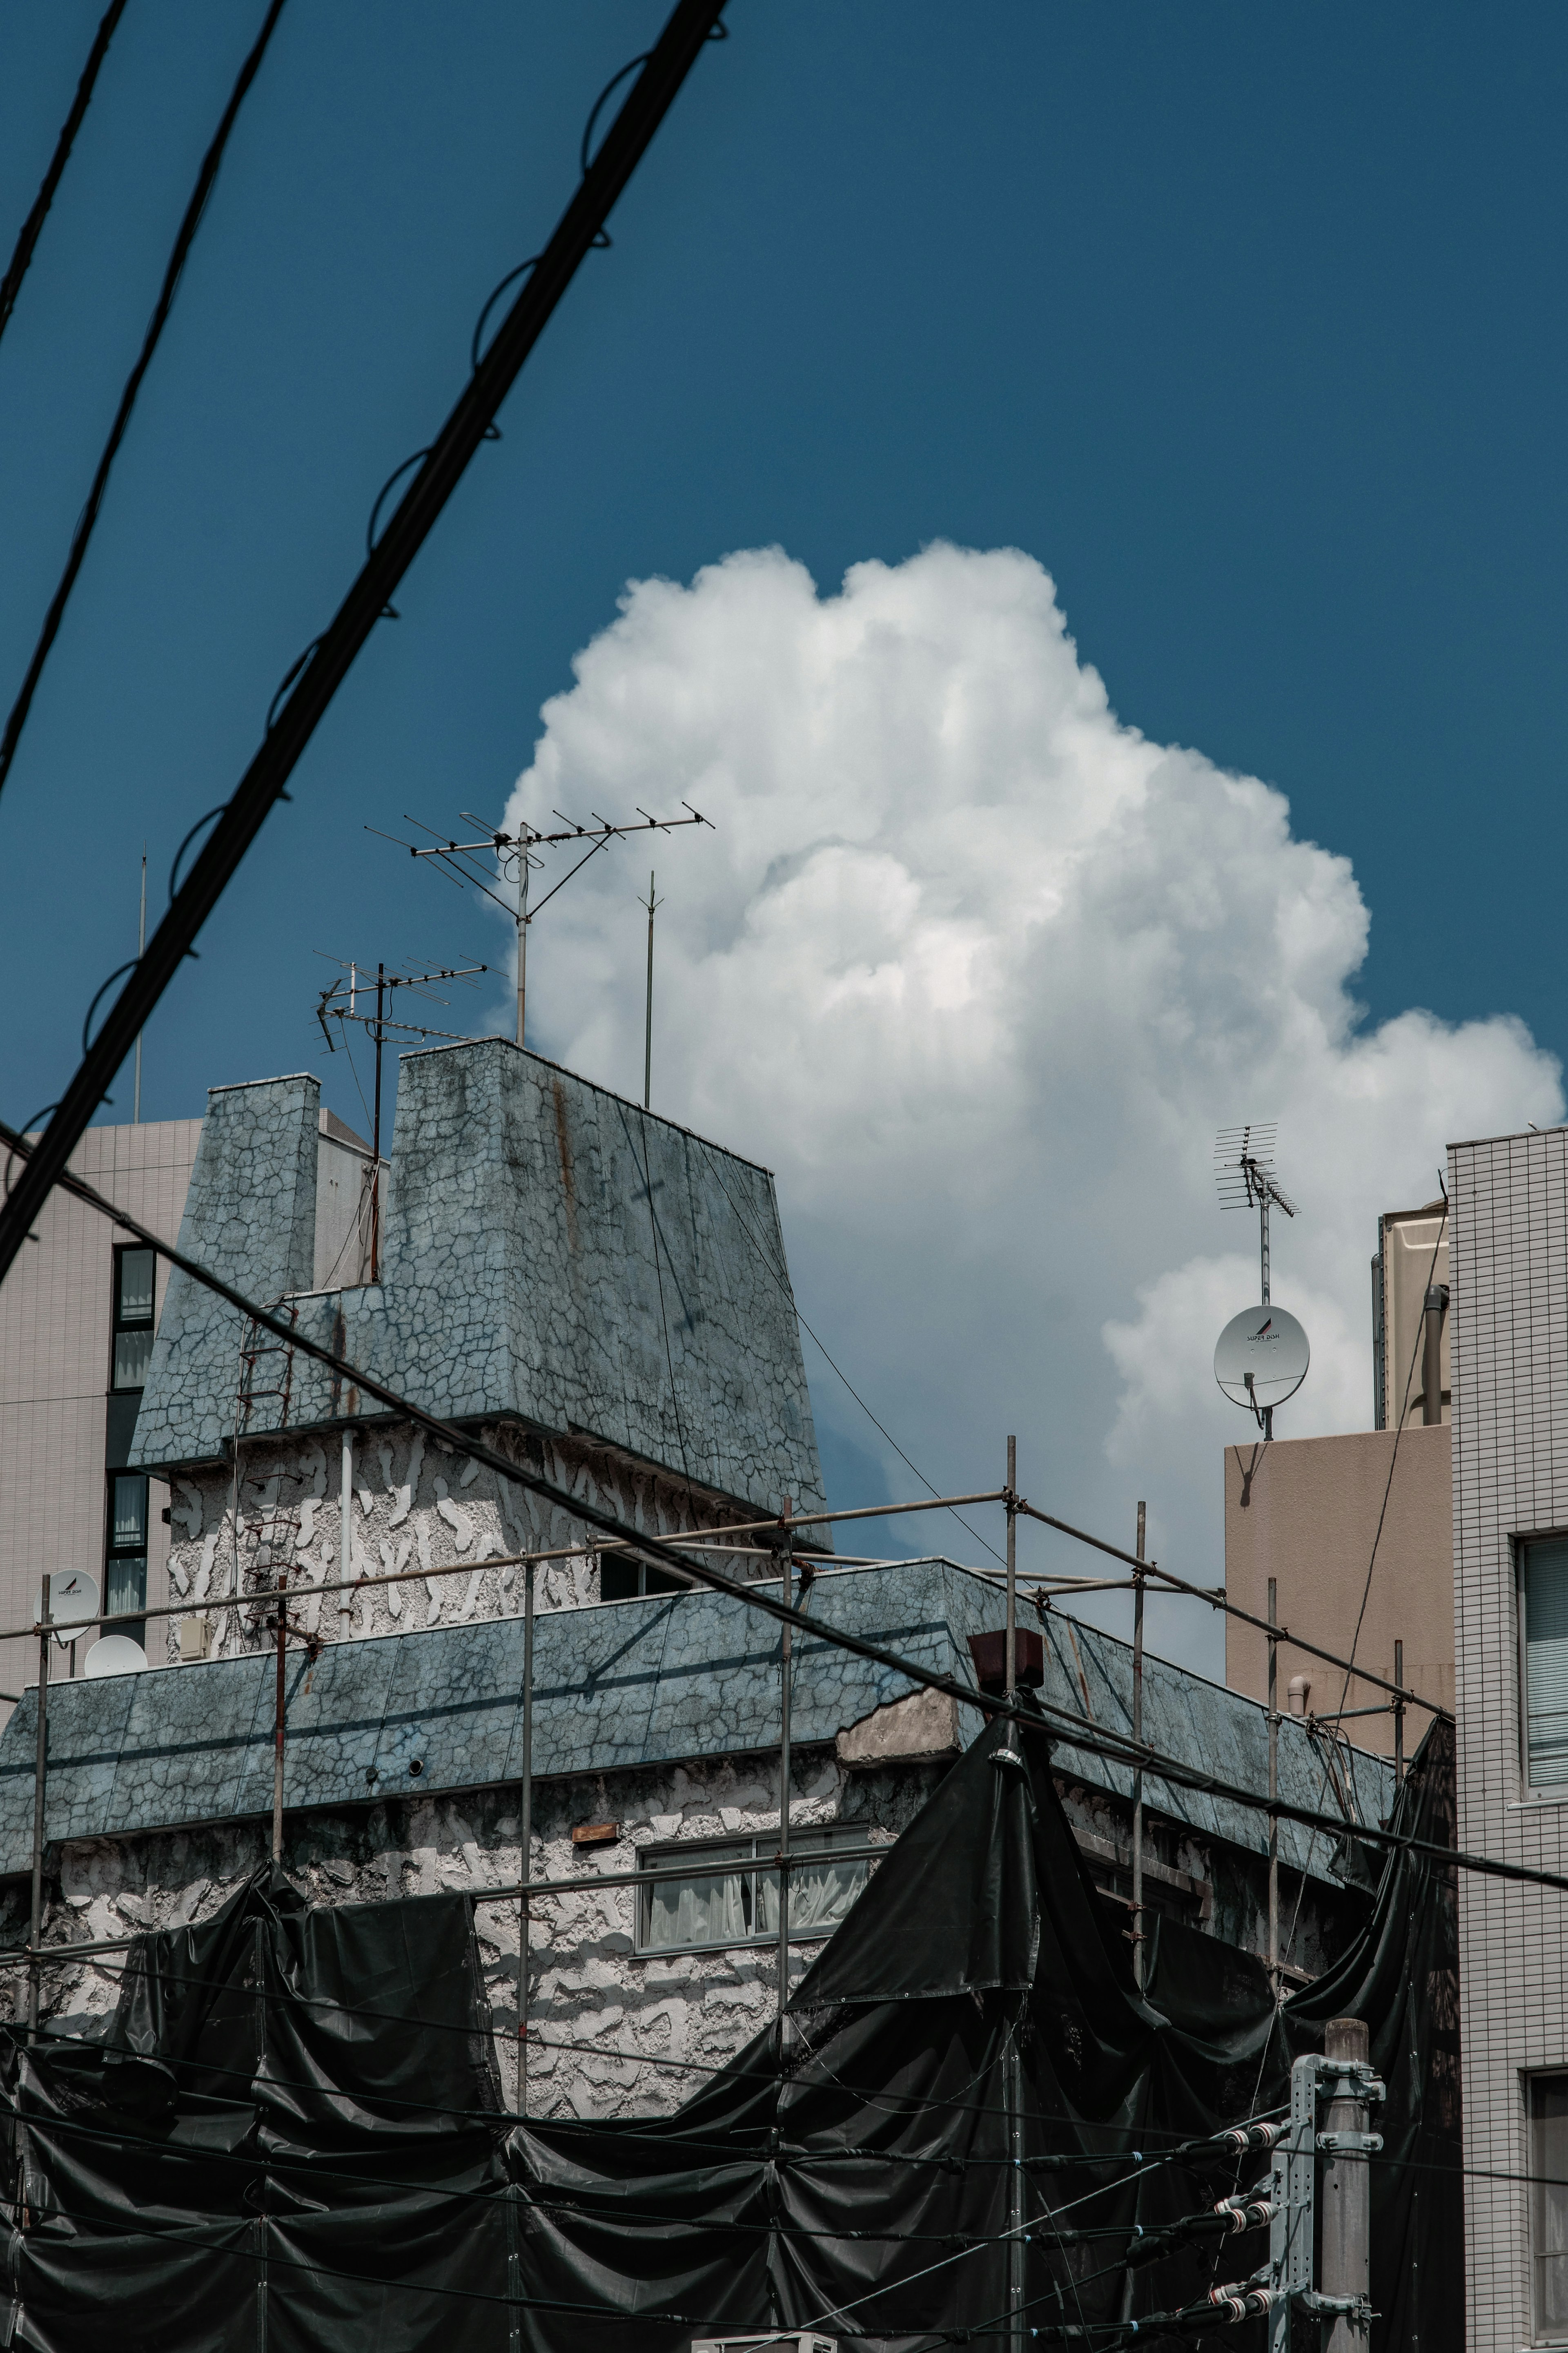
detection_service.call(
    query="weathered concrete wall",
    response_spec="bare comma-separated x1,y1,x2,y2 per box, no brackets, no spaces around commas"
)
132,1046,827,1525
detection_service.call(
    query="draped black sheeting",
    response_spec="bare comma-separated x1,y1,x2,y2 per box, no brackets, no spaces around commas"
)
0,1710,1458,2353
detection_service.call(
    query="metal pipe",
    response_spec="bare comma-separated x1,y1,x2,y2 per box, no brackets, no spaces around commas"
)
27,1606,49,2038
133,846,145,1124
1006,2008,1024,2353
370,963,384,1282
1130,1501,1146,1989
643,870,655,1109
1421,1285,1448,1426
1014,1498,1445,1718
271,1570,287,1862
1393,1638,1405,1786
1320,2016,1371,2353
1005,1437,1017,1700
338,1431,354,1639
515,848,529,1049
776,1512,792,2023
518,1557,534,2113
1267,1577,1279,1989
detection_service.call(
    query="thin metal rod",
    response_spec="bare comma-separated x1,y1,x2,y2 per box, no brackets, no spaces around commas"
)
643,870,655,1110
1393,1637,1405,1787
776,1511,792,2023
1130,1501,1146,1989
1006,2003,1024,2353
1267,1576,1279,1989
1005,1436,1017,1700
370,963,384,1282
339,1430,354,1639
271,1569,287,1861
27,1611,49,2037
515,850,529,1049
1013,1497,1445,1718
519,1557,534,2111
133,845,145,1124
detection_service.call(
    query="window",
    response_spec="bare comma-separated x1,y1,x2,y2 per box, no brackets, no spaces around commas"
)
1532,2074,1568,2340
104,1472,147,1645
636,1825,872,1956
1520,1537,1568,1792
600,1558,685,1601
111,1246,156,1391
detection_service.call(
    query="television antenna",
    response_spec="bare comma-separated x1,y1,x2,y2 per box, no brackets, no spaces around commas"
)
370,803,712,1051
1213,1123,1307,1438
314,957,488,1278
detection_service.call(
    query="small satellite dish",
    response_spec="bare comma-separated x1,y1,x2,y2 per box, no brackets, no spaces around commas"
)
1214,1304,1310,1412
85,1635,149,1679
38,1571,100,1650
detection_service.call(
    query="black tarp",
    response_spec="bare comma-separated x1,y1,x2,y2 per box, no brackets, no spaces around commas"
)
0,1708,1459,2353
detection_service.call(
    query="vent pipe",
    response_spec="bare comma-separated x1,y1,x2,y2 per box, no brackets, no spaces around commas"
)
1422,1283,1450,1426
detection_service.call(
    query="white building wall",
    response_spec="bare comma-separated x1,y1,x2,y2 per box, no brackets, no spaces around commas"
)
1451,1125,1568,2353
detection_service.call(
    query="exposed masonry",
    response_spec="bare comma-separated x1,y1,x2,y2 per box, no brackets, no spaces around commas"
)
1448,1126,1568,2353
160,1419,769,1664
0,1736,1355,2120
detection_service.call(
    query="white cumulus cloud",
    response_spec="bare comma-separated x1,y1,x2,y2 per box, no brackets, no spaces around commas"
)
497,543,1561,1672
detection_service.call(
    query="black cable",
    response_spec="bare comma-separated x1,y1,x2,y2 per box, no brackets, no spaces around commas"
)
0,1,130,350
0,0,728,1289
0,0,288,803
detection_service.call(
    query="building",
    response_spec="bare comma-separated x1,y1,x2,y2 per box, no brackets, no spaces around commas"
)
1223,1194,1455,1753
0,1109,377,1710
0,1038,1394,2112
1446,1119,1568,2353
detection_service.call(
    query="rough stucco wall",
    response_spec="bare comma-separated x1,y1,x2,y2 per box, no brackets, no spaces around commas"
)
132,1044,826,1523
2,1746,922,2119
161,1419,767,1662
1223,1424,1454,1751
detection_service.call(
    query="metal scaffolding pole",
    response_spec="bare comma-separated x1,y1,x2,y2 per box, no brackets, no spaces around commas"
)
26,1601,51,2039
776,1505,793,2024
519,1557,535,2113
1267,1576,1280,1988
1004,1436,1017,1698
270,1571,287,1862
1393,1638,1405,1787
1130,1500,1146,1989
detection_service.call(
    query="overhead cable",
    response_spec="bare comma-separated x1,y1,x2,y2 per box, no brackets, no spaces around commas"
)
0,1,130,350
0,0,729,1289
0,0,288,801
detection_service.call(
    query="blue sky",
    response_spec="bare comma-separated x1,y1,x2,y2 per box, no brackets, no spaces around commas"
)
2,4,1565,1586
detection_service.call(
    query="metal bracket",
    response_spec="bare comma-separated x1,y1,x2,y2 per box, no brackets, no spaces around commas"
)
1300,2293,1374,2320
1317,2130,1383,2155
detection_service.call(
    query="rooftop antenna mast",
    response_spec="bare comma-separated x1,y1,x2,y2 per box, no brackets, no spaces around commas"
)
1214,1124,1306,1440
315,956,488,1278
374,803,711,1052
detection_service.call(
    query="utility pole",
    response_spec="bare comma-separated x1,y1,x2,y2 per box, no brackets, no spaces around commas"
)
516,848,530,1048
1320,2017,1374,2353
133,847,146,1124
641,870,662,1109
1131,1499,1146,1987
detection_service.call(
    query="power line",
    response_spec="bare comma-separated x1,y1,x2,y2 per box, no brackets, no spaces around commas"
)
0,0,288,800
0,0,731,1292
0,0,130,350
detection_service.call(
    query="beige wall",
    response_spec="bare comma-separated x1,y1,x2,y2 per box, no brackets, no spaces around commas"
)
0,1120,202,1711
1379,1201,1451,1428
1223,1423,1453,1755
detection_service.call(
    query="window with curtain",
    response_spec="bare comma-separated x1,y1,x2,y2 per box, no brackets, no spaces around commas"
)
1532,2074,1568,2340
104,1472,147,1647
1521,1537,1568,1792
111,1245,156,1391
637,1825,873,1955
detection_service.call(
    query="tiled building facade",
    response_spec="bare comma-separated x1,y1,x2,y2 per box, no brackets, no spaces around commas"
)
1451,1123,1568,2351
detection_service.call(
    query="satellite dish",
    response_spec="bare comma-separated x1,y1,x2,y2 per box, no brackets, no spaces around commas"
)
85,1635,149,1679
1214,1304,1310,1412
38,1571,99,1650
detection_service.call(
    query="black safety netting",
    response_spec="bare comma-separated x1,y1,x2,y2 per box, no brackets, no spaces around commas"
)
0,1706,1459,2353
